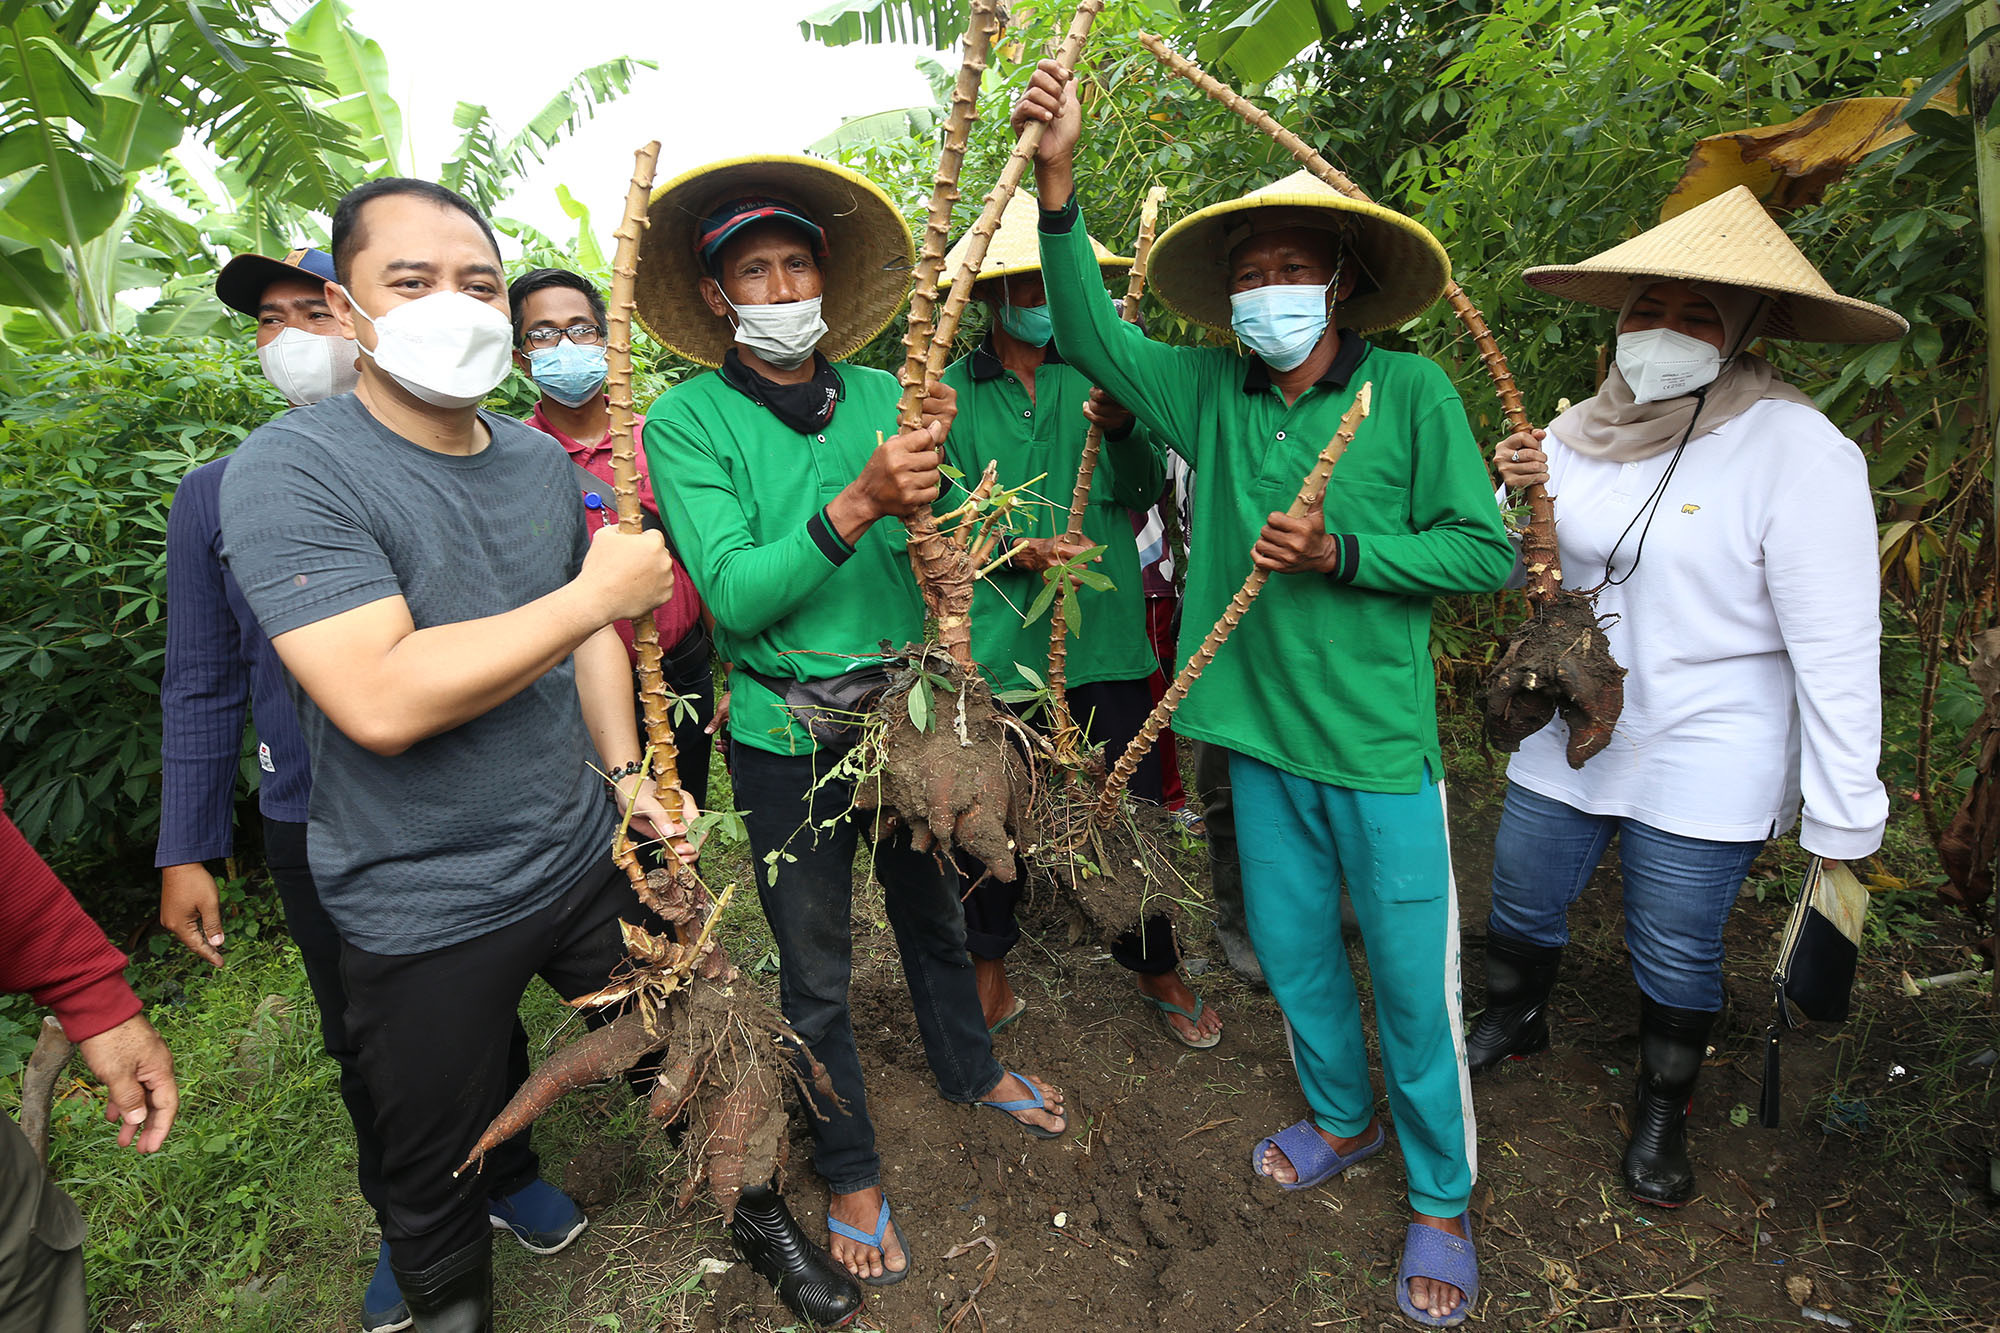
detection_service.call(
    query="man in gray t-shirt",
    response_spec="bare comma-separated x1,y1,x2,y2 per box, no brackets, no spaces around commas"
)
218,177,691,1330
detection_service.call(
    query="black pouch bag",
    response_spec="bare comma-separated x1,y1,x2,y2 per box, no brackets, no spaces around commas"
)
1759,856,1867,1127
737,664,892,748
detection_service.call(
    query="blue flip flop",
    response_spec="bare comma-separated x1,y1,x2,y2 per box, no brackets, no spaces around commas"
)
1396,1213,1477,1327
1250,1119,1385,1190
975,1069,1065,1140
827,1198,910,1288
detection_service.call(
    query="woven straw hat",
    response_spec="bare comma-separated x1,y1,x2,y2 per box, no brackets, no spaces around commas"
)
636,154,914,367
936,191,1129,290
1146,169,1451,335
1522,185,1906,343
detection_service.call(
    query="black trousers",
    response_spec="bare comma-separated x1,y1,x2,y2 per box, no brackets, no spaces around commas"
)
264,818,533,1226
340,856,658,1271
730,742,1003,1194
961,677,1179,974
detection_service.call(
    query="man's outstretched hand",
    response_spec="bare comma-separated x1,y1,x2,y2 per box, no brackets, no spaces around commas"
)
75,1014,178,1153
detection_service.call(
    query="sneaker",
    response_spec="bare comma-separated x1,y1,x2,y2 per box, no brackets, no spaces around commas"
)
488,1179,589,1256
361,1240,413,1333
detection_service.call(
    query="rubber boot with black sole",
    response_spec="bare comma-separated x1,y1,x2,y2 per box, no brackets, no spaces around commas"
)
730,1184,863,1328
1622,995,1719,1208
391,1237,492,1333
1466,932,1563,1075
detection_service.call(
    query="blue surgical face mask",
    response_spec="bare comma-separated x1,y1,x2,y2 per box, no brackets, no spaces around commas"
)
527,342,609,408
1229,279,1333,372
999,294,1053,347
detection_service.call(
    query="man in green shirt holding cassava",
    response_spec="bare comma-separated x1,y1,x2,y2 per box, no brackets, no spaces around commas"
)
935,193,1222,1050
639,155,1068,1326
1016,67,1514,1329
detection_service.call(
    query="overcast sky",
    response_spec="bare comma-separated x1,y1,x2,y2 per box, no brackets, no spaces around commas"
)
338,0,939,251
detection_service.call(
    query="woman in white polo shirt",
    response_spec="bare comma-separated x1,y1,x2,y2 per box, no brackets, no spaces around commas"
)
1470,186,1903,1208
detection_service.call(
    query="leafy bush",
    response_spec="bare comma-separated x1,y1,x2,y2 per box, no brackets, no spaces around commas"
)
0,334,283,858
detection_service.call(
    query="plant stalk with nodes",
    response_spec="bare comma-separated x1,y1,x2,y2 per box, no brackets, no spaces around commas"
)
603,140,700,898
1138,32,1624,768
900,0,1105,668
1045,183,1165,762
459,144,836,1226
1093,385,1373,826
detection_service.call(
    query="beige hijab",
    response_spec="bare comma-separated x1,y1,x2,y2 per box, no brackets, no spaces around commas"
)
1550,280,1818,463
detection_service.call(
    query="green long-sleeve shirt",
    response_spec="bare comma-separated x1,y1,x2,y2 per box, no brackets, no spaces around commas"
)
643,363,922,756
941,339,1165,692
1039,200,1514,791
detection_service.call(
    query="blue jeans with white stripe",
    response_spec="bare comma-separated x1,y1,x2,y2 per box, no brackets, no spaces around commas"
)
1230,753,1475,1219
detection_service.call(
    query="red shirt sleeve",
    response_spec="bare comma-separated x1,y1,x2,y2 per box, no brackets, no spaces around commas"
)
0,787,143,1042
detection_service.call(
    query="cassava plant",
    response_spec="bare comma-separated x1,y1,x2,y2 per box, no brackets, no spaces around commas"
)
860,0,1105,890
1138,33,1625,769
1045,183,1166,764
460,144,833,1226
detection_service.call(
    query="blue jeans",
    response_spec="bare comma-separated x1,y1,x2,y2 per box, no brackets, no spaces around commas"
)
730,742,1004,1195
1488,783,1764,1012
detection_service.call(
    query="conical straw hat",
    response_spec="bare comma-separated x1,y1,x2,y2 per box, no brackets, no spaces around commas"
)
1146,169,1451,335
936,191,1129,290
1521,185,1905,343
636,154,914,367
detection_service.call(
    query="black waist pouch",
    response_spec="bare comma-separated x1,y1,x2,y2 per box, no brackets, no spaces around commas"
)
738,664,892,748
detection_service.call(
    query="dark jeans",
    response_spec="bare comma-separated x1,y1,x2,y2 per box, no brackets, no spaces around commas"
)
729,741,1003,1194
656,625,716,811
340,856,654,1272
1191,742,1245,939
263,819,533,1226
962,677,1180,974
0,1117,84,1333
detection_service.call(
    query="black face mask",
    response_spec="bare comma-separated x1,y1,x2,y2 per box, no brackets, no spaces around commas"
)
721,348,842,433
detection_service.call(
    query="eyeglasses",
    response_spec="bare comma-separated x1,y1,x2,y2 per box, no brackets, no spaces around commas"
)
523,323,606,348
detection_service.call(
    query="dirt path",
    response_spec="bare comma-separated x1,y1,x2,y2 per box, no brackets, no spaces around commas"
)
524,768,1997,1332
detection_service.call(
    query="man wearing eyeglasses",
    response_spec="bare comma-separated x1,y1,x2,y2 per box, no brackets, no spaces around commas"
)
512,268,717,810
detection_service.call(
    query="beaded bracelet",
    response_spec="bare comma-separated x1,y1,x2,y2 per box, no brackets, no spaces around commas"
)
606,760,648,782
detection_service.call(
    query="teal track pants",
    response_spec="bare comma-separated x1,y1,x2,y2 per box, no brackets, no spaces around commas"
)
1230,752,1476,1218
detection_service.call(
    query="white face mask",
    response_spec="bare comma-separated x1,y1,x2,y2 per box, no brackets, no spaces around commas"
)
1615,326,1723,404
256,326,361,406
341,286,514,409
1229,280,1332,372
723,292,827,371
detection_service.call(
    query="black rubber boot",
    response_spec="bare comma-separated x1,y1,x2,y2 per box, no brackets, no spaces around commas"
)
729,1184,863,1328
1465,931,1563,1075
1622,995,1719,1208
391,1237,492,1333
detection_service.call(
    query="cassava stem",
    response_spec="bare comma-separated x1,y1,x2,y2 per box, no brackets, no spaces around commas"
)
922,0,1106,390
896,0,1002,425
1137,33,1563,601
896,0,1009,665
605,140,697,881
1093,384,1373,825
1048,184,1165,742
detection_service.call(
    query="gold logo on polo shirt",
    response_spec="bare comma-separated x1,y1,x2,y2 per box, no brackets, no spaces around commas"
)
1680,504,1700,514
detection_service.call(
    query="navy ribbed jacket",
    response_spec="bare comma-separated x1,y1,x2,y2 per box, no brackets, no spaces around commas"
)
154,455,311,868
